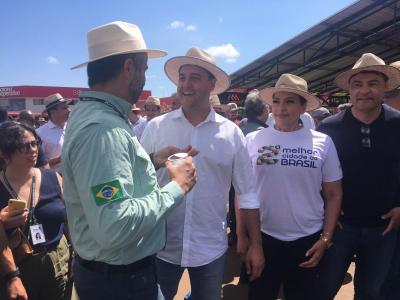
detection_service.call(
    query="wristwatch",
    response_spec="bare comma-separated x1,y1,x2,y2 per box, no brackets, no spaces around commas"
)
320,233,333,249
3,267,20,282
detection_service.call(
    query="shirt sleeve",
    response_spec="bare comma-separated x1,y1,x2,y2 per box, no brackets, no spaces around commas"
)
232,128,259,209
322,136,343,183
67,124,184,249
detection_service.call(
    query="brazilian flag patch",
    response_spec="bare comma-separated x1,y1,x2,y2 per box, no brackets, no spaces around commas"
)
91,179,124,206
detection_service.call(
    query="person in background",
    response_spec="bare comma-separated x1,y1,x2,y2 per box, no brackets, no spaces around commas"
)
239,90,269,136
144,96,161,122
336,102,352,112
0,122,71,300
129,104,146,140
37,93,70,173
310,107,331,127
384,61,400,111
17,110,36,128
0,109,8,125
170,92,181,111
227,102,240,124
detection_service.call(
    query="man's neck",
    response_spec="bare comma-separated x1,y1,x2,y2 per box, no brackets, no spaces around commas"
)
182,105,211,127
50,118,65,128
351,106,382,124
92,82,131,104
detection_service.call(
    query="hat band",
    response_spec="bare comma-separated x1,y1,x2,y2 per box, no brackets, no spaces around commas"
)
88,38,148,61
45,99,65,110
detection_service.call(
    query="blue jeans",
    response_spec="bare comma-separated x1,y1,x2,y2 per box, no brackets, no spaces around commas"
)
73,258,164,300
317,223,398,300
155,253,226,300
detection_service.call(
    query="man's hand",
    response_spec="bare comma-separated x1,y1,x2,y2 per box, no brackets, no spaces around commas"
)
0,207,28,230
166,156,196,194
382,207,400,236
299,239,328,268
153,145,199,170
7,277,28,300
245,243,265,281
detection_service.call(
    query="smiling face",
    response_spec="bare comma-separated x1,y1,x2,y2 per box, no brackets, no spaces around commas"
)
348,71,388,114
177,64,216,111
271,91,306,131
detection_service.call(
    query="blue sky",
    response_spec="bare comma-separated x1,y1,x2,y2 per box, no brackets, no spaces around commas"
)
1,0,355,97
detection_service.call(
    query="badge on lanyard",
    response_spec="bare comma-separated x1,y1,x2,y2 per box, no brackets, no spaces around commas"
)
30,224,46,245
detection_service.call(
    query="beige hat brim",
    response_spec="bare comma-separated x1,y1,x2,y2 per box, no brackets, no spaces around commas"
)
43,98,71,113
164,56,231,95
71,49,167,70
334,65,400,91
259,87,321,112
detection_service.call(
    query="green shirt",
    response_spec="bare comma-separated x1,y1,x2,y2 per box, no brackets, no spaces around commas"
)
62,91,184,265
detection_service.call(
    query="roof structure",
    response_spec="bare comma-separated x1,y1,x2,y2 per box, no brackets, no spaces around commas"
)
230,0,400,95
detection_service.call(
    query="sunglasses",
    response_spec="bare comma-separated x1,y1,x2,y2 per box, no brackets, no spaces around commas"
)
361,126,371,148
17,140,41,153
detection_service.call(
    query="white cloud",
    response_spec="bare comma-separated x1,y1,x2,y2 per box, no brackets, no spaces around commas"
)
184,25,196,32
206,44,240,63
47,56,59,64
218,16,223,23
169,20,185,29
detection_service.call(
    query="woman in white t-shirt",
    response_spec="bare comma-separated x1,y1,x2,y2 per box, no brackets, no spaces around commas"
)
245,74,343,300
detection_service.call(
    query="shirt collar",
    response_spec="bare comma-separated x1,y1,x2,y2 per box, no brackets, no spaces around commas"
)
171,106,225,125
80,90,132,120
47,120,66,129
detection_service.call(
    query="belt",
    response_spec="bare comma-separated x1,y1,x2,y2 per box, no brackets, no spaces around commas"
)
76,255,154,274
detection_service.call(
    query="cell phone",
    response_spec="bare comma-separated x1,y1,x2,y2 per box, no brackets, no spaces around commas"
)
8,199,27,213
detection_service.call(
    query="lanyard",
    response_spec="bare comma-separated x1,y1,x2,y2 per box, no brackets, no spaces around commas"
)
80,97,130,126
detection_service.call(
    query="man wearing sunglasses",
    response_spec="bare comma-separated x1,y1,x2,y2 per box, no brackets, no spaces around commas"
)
317,53,400,300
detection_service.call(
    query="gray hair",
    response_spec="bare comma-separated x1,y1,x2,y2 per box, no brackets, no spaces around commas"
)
244,90,268,119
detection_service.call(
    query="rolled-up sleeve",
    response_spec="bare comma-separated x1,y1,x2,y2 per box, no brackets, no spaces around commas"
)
232,128,259,209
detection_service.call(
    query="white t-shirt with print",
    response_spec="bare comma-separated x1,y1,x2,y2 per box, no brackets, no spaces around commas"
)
246,126,342,241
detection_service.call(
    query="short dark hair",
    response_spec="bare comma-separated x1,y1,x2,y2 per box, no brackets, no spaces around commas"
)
0,108,8,122
0,121,40,164
87,52,147,88
271,93,307,107
349,70,389,83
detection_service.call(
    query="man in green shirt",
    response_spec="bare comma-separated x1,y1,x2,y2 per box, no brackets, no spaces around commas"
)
63,21,196,300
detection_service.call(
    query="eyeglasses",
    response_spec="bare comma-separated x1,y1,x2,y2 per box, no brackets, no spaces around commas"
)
361,126,371,148
17,140,41,153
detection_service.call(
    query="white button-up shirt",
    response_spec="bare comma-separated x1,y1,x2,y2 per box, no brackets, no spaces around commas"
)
36,120,65,173
132,117,147,140
141,108,258,267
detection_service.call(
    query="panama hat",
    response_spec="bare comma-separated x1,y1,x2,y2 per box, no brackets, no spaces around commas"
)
259,74,321,111
43,93,70,113
164,47,230,95
71,21,167,69
334,53,400,91
227,102,238,111
145,96,160,107
131,104,141,111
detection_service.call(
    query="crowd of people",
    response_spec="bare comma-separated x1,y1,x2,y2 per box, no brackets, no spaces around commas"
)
0,20,399,300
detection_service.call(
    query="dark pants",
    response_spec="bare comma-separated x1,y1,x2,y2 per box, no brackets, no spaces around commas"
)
73,257,161,300
317,223,397,300
383,230,400,299
248,231,320,300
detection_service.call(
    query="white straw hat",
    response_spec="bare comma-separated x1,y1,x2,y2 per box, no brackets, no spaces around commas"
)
43,93,70,113
164,47,230,95
145,96,160,107
334,53,400,91
259,73,321,111
71,21,166,69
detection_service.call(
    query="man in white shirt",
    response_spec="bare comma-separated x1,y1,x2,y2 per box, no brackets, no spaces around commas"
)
37,93,70,173
141,47,264,300
129,104,147,140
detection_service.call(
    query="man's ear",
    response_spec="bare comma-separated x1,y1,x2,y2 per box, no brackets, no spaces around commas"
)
209,78,217,93
122,58,135,79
